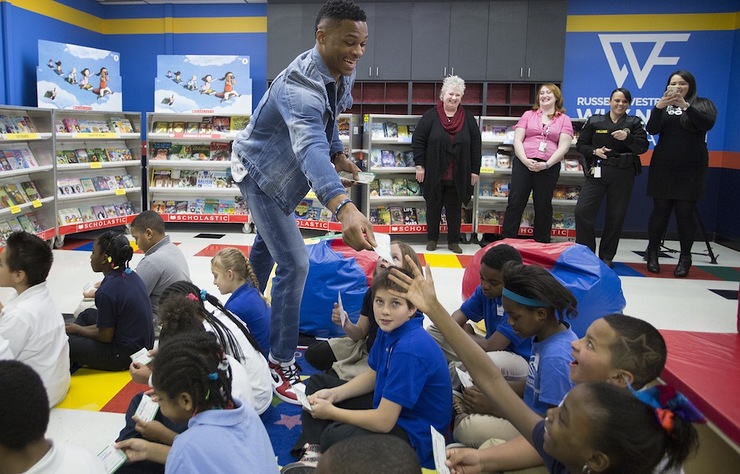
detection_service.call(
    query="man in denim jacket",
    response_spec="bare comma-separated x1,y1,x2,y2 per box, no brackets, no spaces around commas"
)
231,0,375,404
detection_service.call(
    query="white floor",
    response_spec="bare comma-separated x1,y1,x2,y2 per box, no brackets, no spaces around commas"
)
22,227,740,459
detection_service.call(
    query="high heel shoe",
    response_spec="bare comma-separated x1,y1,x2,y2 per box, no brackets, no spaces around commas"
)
674,255,692,278
646,249,660,274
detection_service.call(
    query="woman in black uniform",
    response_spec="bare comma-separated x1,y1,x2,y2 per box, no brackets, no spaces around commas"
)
574,88,648,267
645,70,717,277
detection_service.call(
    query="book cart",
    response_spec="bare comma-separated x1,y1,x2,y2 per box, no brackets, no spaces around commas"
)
0,106,57,246
53,110,143,247
362,114,474,236
293,114,361,233
474,116,585,240
145,113,250,230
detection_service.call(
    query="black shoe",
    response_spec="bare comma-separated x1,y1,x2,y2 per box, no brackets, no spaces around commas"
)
448,243,463,254
646,249,660,274
426,240,437,251
601,259,614,268
674,255,692,278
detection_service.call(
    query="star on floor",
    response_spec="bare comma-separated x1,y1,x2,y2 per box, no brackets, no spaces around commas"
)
274,413,302,430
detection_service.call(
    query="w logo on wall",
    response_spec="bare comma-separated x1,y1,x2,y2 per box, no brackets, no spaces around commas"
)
599,33,691,89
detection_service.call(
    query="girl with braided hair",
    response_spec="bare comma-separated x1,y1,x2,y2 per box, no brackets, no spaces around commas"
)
66,231,154,371
211,247,271,358
159,280,272,414
116,332,279,473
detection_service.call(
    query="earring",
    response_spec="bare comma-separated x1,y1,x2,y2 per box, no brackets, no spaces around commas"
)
582,465,592,474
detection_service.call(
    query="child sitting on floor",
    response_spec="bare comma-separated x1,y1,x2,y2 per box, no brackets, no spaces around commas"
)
284,268,451,472
0,231,70,406
66,231,154,371
305,241,420,381
116,332,279,473
390,260,704,474
211,247,271,358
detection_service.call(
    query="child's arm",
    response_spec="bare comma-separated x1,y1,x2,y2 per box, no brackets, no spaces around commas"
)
389,260,542,445
480,331,514,352
446,435,544,472
333,305,370,342
313,397,403,434
310,368,377,404
65,323,114,343
115,438,170,464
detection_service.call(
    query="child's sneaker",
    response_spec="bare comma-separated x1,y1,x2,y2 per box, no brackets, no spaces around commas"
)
281,443,321,473
269,360,304,405
452,390,468,427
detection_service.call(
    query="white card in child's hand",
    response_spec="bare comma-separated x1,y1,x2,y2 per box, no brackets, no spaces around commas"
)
130,347,153,365
294,384,312,412
134,393,160,422
455,367,474,389
374,232,393,264
97,444,128,474
337,291,347,327
430,426,451,474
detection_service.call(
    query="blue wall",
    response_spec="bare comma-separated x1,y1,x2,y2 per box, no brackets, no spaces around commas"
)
0,0,267,114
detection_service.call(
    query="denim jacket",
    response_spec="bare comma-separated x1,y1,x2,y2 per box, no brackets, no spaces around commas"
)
231,47,353,214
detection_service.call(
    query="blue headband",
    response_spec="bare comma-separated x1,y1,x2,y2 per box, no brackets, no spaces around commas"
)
502,288,549,307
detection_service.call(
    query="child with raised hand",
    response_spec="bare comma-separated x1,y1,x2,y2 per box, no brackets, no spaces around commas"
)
67,230,154,371
157,281,272,414
305,241,420,380
447,313,674,473
116,332,279,473
211,248,271,358
389,261,704,474
284,268,451,472
0,231,70,407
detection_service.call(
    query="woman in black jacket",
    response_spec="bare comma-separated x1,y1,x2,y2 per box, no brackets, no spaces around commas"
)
412,75,481,253
575,87,649,267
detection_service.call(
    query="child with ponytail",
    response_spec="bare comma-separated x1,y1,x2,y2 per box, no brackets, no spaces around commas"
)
211,248,271,358
66,231,154,371
116,332,279,473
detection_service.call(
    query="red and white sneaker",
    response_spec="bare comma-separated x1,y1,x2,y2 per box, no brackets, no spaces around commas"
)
269,361,304,405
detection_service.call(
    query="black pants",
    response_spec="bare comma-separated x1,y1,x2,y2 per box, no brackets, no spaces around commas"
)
290,373,409,458
68,308,135,371
503,158,560,243
425,182,462,244
647,198,697,255
574,166,636,261
304,340,337,372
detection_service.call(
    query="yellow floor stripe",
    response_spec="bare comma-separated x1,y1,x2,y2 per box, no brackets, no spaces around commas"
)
56,369,131,412
423,254,463,269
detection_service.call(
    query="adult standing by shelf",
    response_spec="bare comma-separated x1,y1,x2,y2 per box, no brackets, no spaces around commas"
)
413,75,481,254
231,0,375,405
645,70,717,278
574,88,649,268
502,84,573,243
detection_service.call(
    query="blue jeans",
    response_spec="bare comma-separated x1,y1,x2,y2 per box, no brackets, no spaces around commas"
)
239,175,309,363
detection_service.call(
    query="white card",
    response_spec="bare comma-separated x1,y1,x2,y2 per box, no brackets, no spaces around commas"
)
129,347,153,365
338,171,375,184
294,384,312,412
337,291,347,327
593,166,602,178
430,426,451,474
134,393,160,422
97,444,128,474
455,367,474,389
374,232,393,264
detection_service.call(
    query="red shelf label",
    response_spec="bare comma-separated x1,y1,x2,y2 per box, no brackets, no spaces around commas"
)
162,213,248,223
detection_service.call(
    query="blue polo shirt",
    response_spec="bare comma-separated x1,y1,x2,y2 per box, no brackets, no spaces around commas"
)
225,283,271,358
460,286,532,359
524,325,577,416
368,315,452,469
95,269,153,352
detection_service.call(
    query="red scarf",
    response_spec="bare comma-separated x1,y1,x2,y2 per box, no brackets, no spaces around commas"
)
436,101,464,141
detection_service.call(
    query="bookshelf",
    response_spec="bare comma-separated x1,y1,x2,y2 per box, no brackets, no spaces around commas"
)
0,105,56,245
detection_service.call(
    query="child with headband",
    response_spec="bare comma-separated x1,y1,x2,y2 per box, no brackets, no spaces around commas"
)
66,231,153,371
389,260,703,474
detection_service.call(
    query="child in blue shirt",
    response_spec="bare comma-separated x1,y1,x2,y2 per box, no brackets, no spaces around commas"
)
211,248,271,358
285,268,451,471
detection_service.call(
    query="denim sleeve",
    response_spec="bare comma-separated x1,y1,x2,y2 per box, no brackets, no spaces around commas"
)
279,75,345,207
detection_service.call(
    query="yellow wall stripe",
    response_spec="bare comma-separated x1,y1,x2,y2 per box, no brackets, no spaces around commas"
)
2,0,266,35
567,12,740,32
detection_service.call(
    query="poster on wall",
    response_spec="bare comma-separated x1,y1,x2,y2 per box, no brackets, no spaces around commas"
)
154,55,252,114
36,40,123,111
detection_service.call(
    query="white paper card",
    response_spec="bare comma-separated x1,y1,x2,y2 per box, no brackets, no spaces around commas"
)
338,171,375,184
130,347,153,365
97,444,128,474
430,426,451,474
374,232,393,264
134,394,160,422
455,367,474,389
294,384,312,412
337,291,347,327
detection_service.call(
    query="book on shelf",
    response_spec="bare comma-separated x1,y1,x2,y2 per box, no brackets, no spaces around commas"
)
376,207,390,225
479,182,493,197
153,121,169,134
211,171,231,188
79,177,96,193
197,120,212,135
380,150,394,167
118,201,135,216
563,157,583,172
6,217,22,233
204,198,220,214
0,188,14,208
496,151,512,169
337,117,350,138
196,170,213,188
150,201,166,214
378,178,393,197
93,176,110,191
171,122,186,135
230,116,250,133
417,207,426,224
294,199,312,219
57,207,83,225
369,179,379,197
192,198,206,214
151,170,173,187
177,170,198,187
402,207,418,225
190,144,210,160
397,124,409,139
63,150,78,164
79,207,95,222
16,214,37,233
391,178,409,197
121,175,136,188
384,122,398,138
61,117,79,133
175,200,189,214
370,149,382,168
102,204,117,218
318,207,332,222
151,142,172,160
91,205,108,220
0,114,37,134
0,220,12,240
0,154,14,171
493,180,510,198
53,150,66,165
89,148,106,162
210,142,230,161
371,122,385,139
212,116,231,133
185,122,200,135
481,155,496,169
234,196,248,214
105,176,120,190
108,117,134,134
4,183,28,204
20,181,41,201
389,206,403,225
57,177,82,195
406,179,421,196
168,144,190,160
164,200,177,214
74,148,90,163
